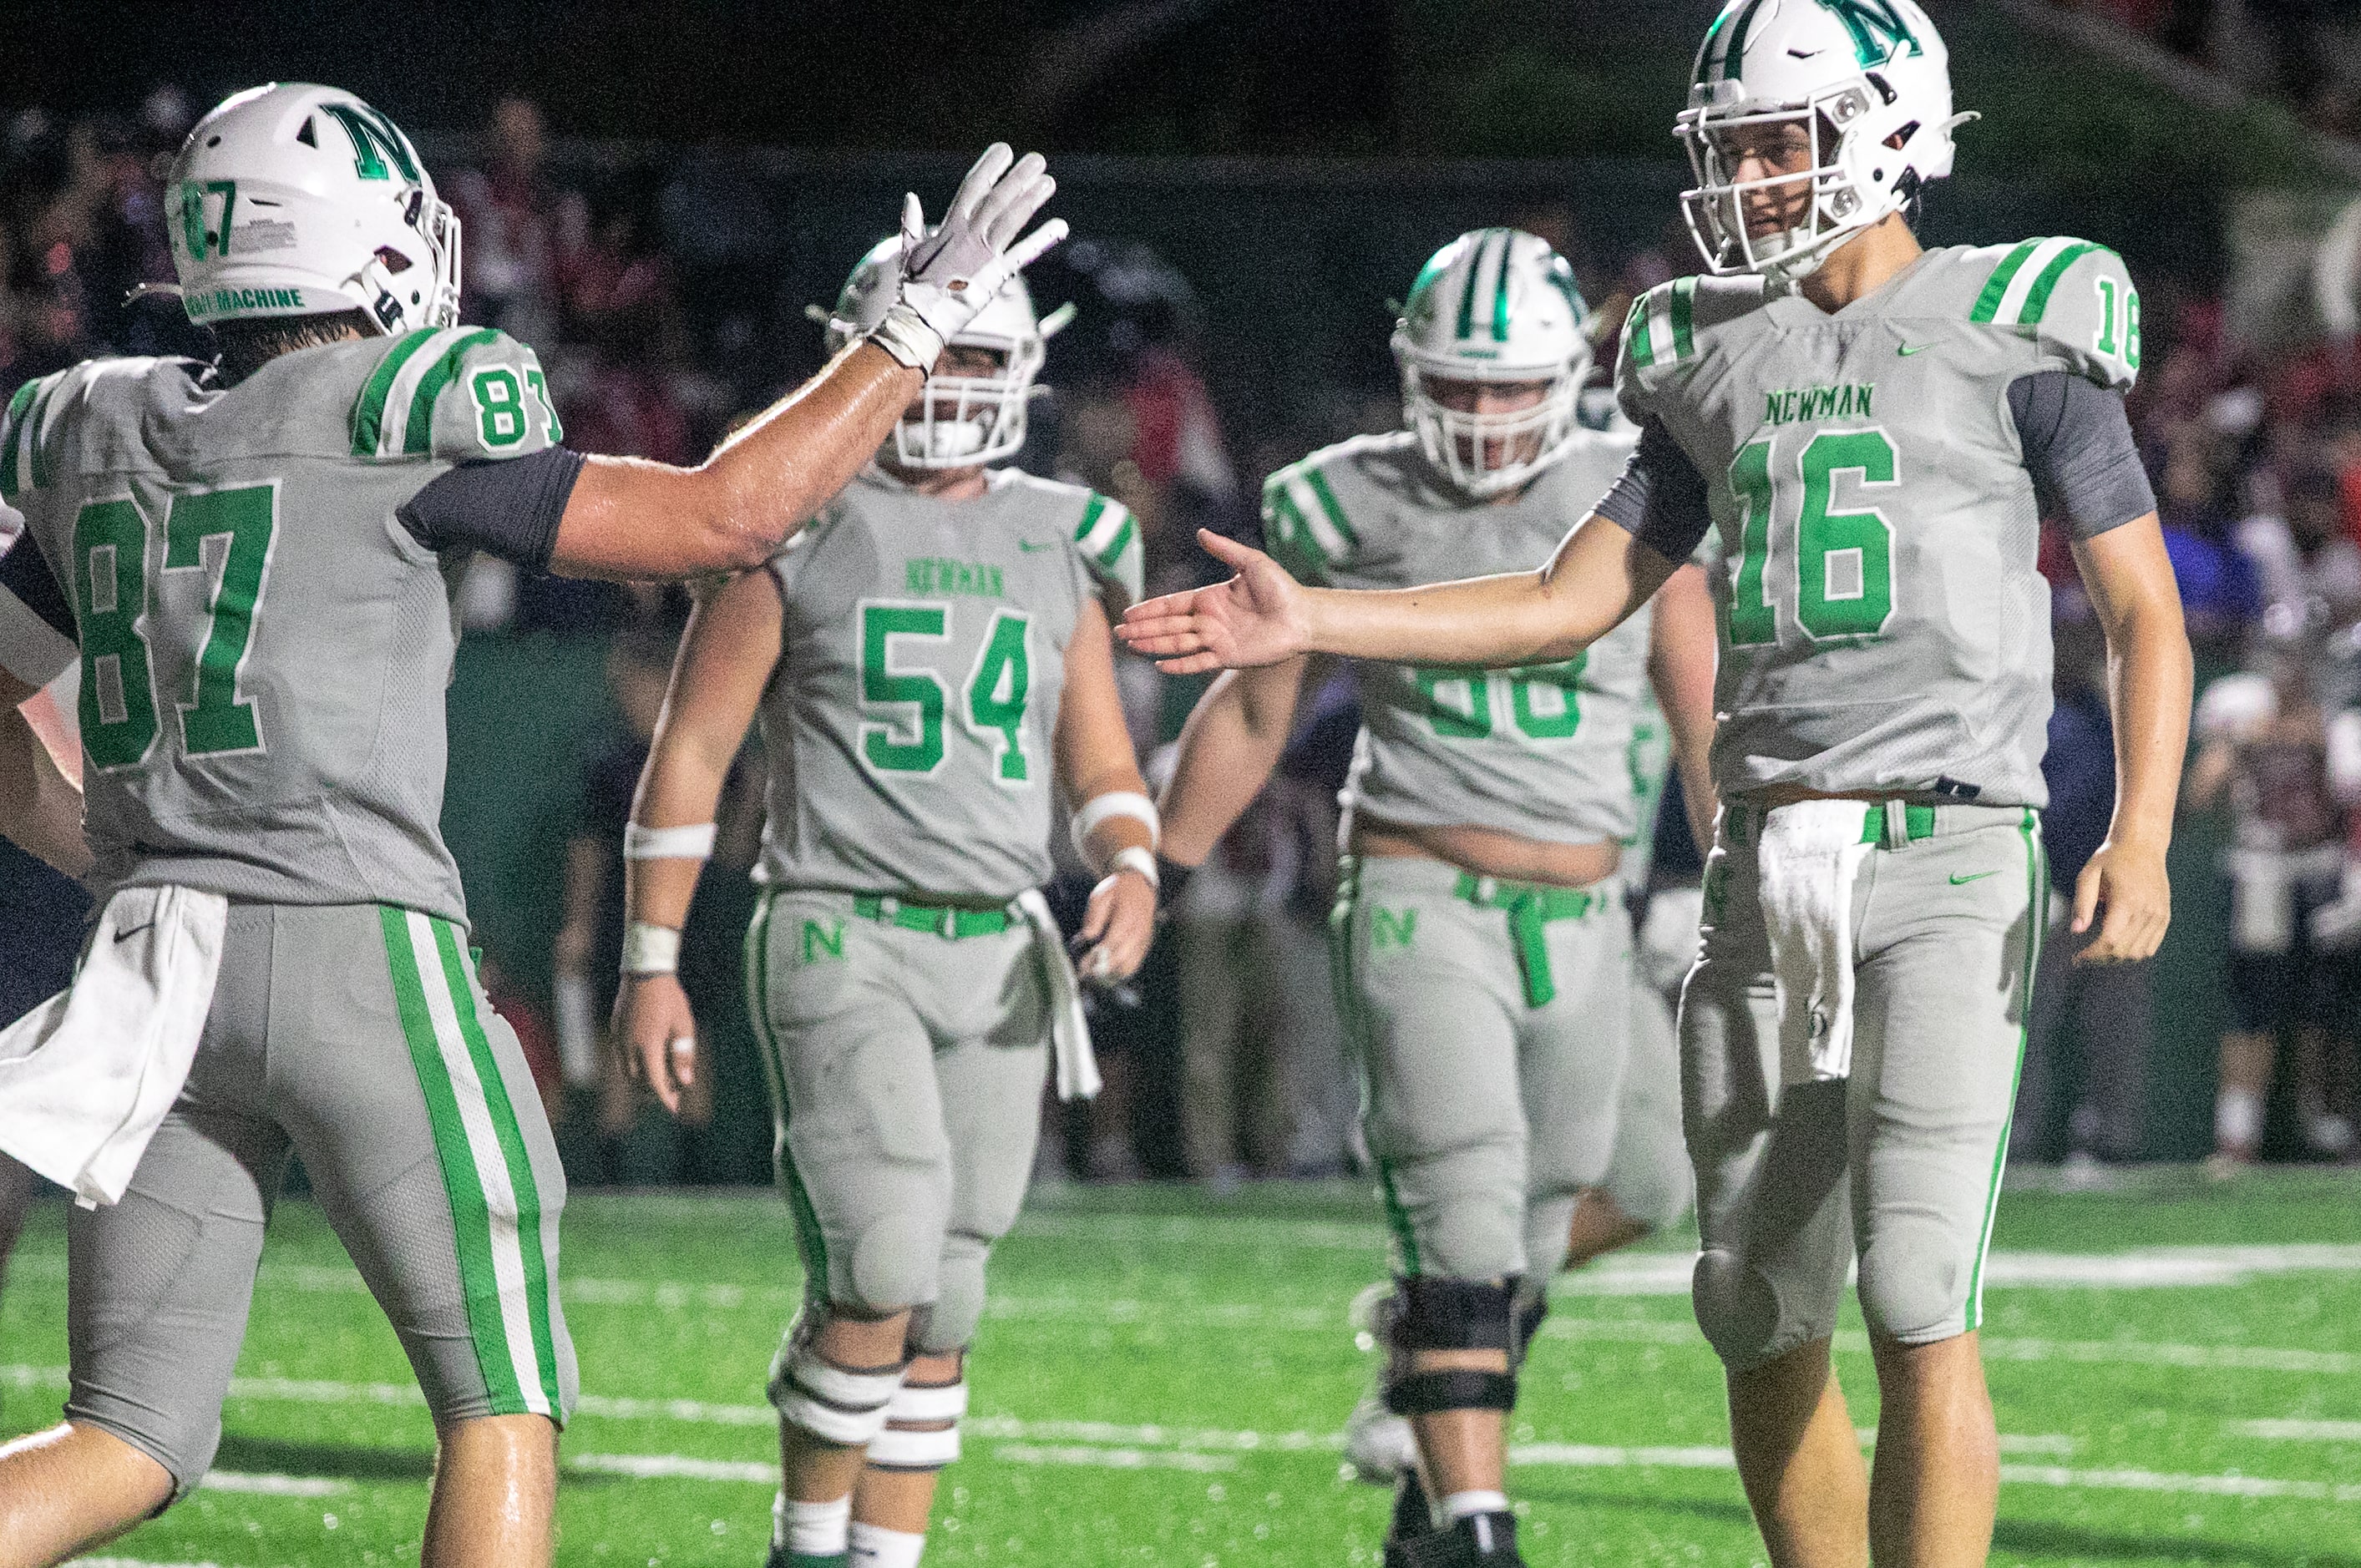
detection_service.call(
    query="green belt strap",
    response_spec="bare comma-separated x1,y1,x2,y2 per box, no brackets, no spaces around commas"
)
1730,801,1938,848
1452,871,1597,1009
850,893,1013,939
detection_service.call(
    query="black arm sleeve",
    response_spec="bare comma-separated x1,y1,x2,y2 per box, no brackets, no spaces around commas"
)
1592,417,1715,564
2007,372,2156,540
0,524,73,641
397,445,585,568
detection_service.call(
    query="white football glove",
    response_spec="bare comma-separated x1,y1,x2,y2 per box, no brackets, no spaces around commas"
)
869,144,1067,372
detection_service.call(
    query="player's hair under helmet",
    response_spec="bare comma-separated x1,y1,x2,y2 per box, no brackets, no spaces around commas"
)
166,83,461,334
1678,0,1974,283
818,235,1072,469
1392,228,1593,499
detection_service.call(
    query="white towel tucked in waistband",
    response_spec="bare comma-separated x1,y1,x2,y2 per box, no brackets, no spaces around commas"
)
0,885,228,1206
1011,889,1100,1101
1756,801,1874,1087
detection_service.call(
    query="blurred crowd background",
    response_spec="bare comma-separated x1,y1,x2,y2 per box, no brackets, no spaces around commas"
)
12,0,2361,1188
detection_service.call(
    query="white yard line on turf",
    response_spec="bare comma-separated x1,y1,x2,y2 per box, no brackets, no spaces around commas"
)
2237,1418,2361,1442
66,1559,243,1568
196,1472,346,1497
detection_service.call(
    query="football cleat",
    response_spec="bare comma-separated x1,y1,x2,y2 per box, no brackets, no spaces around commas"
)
813,235,1071,468
1391,229,1593,498
1679,0,1975,282
165,83,460,334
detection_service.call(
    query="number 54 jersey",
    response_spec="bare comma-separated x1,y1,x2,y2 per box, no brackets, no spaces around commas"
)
1617,240,2142,807
756,467,1142,900
0,329,565,922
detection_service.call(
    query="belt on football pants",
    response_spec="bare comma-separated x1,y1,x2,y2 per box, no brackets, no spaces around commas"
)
1724,801,1938,850
850,894,1015,939
1452,871,1601,1009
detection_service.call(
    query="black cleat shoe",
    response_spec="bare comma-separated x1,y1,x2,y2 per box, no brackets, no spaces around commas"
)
1453,1509,1523,1564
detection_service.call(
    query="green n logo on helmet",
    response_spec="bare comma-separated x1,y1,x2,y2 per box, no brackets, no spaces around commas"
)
179,180,236,260
1700,0,1773,83
319,103,421,183
1454,230,1516,343
1816,0,1923,67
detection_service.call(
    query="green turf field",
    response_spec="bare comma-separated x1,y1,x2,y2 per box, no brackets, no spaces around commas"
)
7,1169,2361,1567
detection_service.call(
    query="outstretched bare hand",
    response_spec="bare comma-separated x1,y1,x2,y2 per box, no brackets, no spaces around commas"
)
1114,530,1313,674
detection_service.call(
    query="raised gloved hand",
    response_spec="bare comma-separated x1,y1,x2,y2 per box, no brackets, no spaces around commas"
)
869,144,1067,372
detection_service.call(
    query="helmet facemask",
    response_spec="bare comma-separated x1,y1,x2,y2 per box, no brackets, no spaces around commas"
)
1401,364,1583,500
1680,80,1902,283
891,334,1045,470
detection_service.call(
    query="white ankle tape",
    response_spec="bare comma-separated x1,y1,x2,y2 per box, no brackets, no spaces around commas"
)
776,1493,851,1556
771,1348,906,1446
1441,1490,1510,1522
849,1520,928,1568
868,1421,960,1469
886,1378,968,1424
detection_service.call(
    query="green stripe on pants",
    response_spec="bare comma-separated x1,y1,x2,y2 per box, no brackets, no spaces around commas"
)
1964,812,2048,1329
379,906,526,1414
1328,862,1422,1275
428,918,563,1414
743,892,832,1293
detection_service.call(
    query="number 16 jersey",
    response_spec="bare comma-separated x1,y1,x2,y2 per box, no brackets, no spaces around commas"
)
1614,239,2147,807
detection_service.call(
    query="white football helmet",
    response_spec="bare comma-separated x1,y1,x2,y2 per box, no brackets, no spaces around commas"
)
820,235,1068,468
166,83,460,333
1392,228,1592,499
1678,0,1973,282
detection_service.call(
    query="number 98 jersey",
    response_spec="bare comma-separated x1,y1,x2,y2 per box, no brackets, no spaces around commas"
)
1263,426,1667,848
1617,239,2141,807
0,328,563,922
756,468,1142,900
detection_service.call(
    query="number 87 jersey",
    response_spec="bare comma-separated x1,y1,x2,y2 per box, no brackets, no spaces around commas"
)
1615,238,2142,807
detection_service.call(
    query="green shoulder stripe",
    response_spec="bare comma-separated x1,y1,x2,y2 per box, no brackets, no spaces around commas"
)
1073,492,1137,572
1300,467,1359,551
403,327,504,456
1669,276,1697,361
1624,295,1656,370
351,329,441,457
1626,280,1698,372
2018,241,2105,327
1969,240,2044,324
0,377,47,498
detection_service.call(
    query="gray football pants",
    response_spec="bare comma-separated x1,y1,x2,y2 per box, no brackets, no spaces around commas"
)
66,902,575,1496
1685,802,2044,1370
1333,856,1634,1282
744,889,1047,1356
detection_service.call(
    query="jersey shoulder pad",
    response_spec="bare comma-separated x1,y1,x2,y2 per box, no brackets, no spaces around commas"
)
1065,484,1143,608
349,326,561,463
1615,276,1766,418
0,362,109,502
1964,238,2141,392
1261,432,1398,585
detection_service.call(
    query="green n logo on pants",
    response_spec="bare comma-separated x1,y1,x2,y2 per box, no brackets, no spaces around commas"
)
801,919,846,964
1370,908,1419,950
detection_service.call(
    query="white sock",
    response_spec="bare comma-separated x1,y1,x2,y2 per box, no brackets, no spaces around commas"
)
774,1493,852,1557
2216,1087,2262,1151
1441,1489,1510,1522
849,1520,927,1567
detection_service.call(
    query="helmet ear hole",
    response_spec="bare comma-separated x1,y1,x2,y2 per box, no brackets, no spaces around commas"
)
296,118,317,147
374,245,413,275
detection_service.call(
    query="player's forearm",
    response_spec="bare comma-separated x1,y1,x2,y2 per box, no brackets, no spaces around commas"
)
1159,670,1299,867
624,745,734,933
556,341,918,579
0,702,90,879
1648,564,1721,853
2101,594,2193,853
1297,571,1577,667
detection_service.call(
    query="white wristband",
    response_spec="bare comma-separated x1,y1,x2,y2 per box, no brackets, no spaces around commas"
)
1072,791,1161,862
624,822,717,861
868,301,945,372
1109,845,1160,890
621,923,682,975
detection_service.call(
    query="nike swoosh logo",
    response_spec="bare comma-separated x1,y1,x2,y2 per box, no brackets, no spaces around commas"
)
114,921,156,944
1017,540,1059,553
1897,342,1933,357
1949,870,2000,885
1787,46,1823,58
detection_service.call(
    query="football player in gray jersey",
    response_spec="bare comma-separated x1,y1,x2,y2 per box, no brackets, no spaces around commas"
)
1121,4,2193,1564
1156,230,1719,1568
0,83,1066,1568
614,240,1155,1568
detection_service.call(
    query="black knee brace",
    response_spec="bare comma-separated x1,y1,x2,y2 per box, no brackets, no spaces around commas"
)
1382,1275,1522,1416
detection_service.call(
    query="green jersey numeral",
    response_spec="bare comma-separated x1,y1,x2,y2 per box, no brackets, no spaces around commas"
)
860,603,950,774
964,609,1032,783
470,367,528,449
70,481,279,770
1411,657,1587,742
165,483,277,755
73,499,161,770
2094,276,2141,371
859,600,1039,782
1720,427,1900,645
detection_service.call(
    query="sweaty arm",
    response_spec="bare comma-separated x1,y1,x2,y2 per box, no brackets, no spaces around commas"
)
1157,656,1320,867
1645,563,1720,855
0,669,89,879
612,567,784,1112
1055,599,1159,980
1119,511,1680,675
2021,371,2189,964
